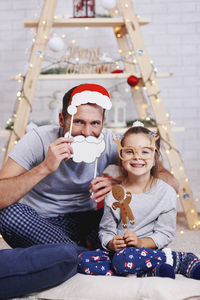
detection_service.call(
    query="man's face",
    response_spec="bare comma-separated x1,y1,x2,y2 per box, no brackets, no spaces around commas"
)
59,103,105,137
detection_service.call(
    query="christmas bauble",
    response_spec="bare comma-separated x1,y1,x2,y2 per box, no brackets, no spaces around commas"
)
100,0,117,10
48,36,65,52
127,75,139,87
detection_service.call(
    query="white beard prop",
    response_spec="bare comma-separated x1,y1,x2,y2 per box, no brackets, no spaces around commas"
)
64,132,105,163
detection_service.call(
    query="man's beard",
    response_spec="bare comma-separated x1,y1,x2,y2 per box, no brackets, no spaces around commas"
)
64,132,105,163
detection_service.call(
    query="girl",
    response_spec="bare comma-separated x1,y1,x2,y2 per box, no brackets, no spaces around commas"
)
78,121,200,279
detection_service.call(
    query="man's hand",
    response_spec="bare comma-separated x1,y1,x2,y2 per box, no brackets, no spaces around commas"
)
42,137,74,174
123,230,142,248
107,235,126,252
90,174,116,204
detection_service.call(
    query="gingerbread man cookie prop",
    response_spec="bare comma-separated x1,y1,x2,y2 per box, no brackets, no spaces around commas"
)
112,185,135,228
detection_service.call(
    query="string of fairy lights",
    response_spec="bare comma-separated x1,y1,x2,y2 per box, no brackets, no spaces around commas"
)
1,0,199,231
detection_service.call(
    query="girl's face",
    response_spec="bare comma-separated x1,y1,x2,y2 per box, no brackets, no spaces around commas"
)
121,133,155,178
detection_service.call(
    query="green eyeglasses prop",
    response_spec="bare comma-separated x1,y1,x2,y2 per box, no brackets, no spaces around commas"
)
113,136,159,162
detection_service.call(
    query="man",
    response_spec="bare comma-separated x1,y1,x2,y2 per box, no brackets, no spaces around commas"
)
0,83,178,250
0,84,118,250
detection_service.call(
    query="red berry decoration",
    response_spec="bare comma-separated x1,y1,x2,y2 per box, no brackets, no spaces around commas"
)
127,75,139,87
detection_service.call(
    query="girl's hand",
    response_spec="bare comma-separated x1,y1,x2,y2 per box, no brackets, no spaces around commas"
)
123,230,142,248
107,235,126,252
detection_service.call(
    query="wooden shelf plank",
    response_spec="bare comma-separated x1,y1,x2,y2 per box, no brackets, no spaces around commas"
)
0,130,10,137
24,17,150,28
38,73,136,80
37,72,172,80
10,72,173,81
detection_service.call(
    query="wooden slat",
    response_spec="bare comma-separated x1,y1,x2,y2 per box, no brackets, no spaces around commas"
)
0,130,10,137
24,17,150,28
11,72,172,81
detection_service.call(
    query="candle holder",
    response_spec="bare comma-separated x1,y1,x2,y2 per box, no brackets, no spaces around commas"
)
73,0,95,18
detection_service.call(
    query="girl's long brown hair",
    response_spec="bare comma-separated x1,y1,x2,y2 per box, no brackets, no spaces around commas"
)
119,126,163,180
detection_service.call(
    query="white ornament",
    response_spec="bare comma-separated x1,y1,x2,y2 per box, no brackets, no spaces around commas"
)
100,0,116,10
48,36,65,52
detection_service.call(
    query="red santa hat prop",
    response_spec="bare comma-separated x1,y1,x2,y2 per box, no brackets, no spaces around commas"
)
67,84,112,115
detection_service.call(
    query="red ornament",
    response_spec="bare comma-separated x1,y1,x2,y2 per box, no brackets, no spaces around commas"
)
127,75,139,87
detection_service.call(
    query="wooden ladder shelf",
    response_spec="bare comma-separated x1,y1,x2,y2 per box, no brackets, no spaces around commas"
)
3,0,199,229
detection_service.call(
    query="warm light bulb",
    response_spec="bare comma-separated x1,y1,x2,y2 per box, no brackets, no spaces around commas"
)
85,26,88,30
180,230,184,234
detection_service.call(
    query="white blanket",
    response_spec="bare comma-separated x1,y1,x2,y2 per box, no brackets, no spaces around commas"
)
34,273,200,300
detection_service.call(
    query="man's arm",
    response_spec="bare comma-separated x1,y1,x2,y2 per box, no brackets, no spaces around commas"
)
0,137,73,210
0,158,50,209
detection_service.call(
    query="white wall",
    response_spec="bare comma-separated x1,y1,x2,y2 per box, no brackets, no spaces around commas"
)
0,0,200,210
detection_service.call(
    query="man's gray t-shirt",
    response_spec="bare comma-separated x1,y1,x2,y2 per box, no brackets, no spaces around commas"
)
9,125,118,217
